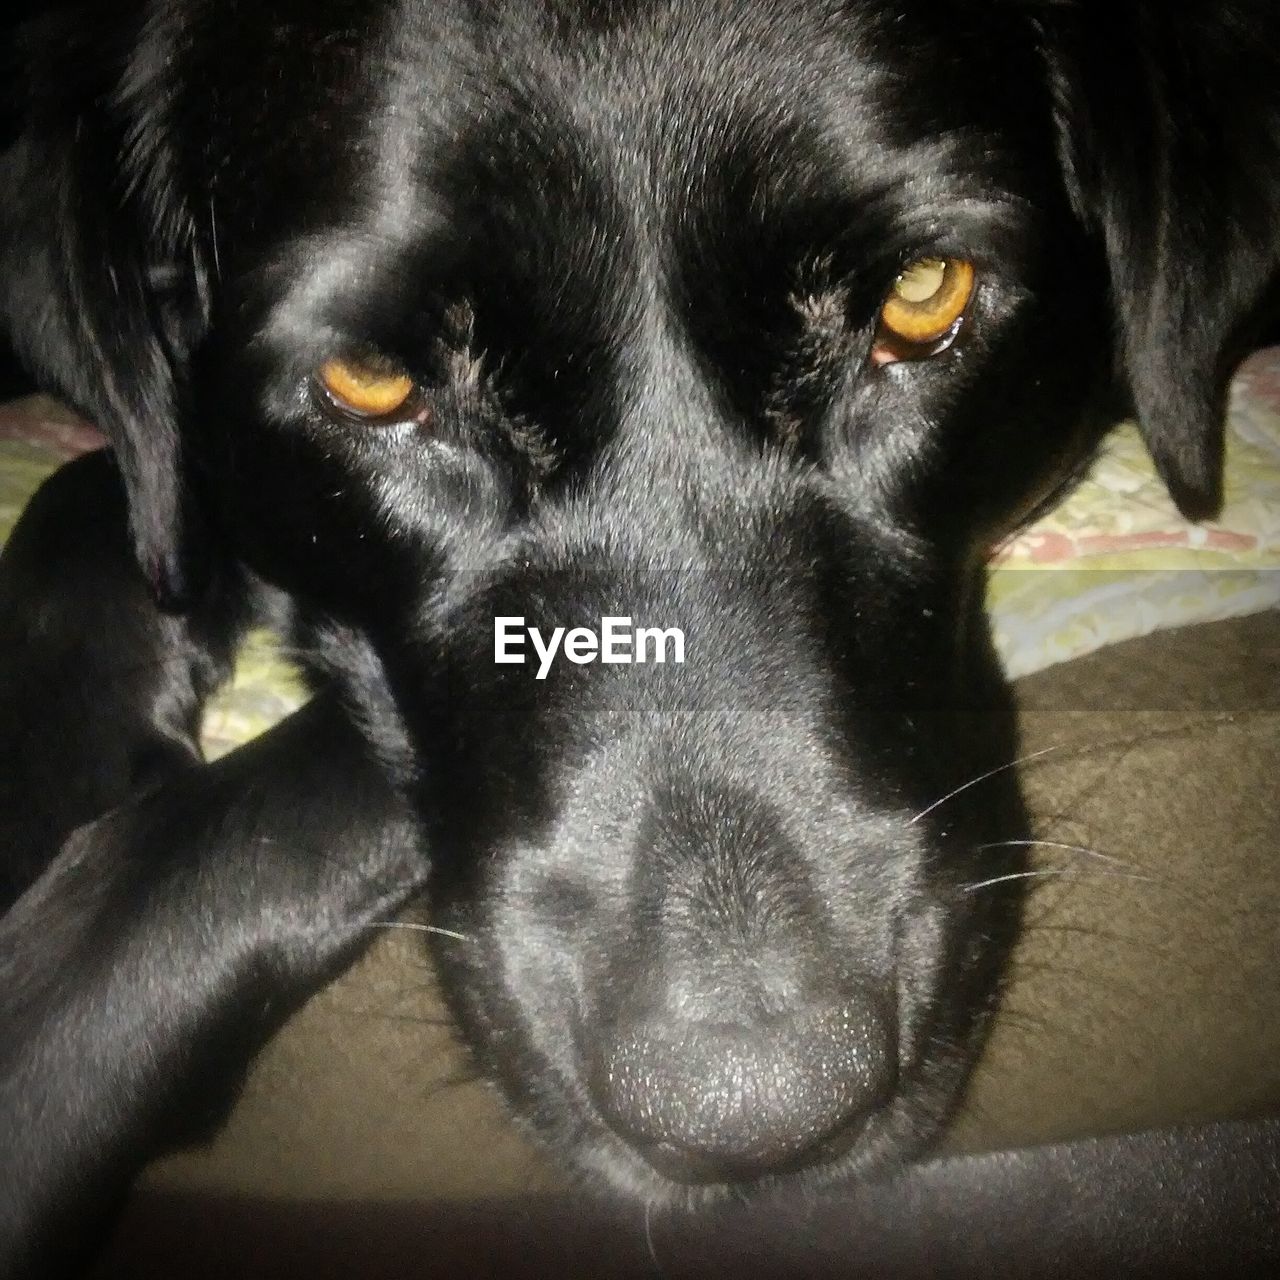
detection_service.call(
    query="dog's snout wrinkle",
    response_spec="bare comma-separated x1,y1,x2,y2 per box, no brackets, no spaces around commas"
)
638,783,830,1012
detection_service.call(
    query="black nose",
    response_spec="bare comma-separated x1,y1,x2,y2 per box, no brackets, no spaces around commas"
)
588,985,895,1182
585,782,899,1183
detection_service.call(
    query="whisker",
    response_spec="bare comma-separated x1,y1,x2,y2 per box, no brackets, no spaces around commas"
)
209,196,223,281
962,867,1156,893
366,920,474,943
988,1007,1052,1039
909,745,1062,825
976,839,1148,873
643,1199,663,1276
420,1069,483,1100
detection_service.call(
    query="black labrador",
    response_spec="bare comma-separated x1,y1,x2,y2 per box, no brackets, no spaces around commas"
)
2,1,1278,1274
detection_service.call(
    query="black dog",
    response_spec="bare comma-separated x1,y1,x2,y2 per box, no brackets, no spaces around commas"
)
2,1,1279,1274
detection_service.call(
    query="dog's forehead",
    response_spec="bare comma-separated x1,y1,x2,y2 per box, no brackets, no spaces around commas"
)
188,0,1044,271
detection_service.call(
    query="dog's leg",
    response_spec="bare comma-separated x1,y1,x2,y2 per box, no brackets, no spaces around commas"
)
0,692,428,1279
0,450,430,1276
0,449,248,907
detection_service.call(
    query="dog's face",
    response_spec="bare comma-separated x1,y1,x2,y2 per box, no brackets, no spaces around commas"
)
191,0,1107,1197
7,0,1277,1203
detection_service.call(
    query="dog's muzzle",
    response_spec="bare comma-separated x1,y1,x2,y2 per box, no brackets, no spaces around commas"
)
580,785,899,1183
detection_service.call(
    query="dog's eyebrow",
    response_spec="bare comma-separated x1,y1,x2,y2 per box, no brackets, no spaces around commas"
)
253,233,401,364
796,115,1042,266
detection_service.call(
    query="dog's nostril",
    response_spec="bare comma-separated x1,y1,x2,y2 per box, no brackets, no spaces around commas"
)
587,990,897,1183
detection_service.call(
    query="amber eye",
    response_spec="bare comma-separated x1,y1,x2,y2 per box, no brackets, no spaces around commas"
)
876,258,976,355
316,355,415,418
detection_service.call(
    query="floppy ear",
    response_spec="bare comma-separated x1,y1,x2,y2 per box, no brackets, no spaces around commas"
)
0,16,210,608
1043,4,1280,520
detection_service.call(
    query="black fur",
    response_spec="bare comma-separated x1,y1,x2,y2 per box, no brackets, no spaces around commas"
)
1,1,1278,1274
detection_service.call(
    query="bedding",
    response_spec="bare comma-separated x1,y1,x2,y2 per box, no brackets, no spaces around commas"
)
989,350,1280,675
3,347,1279,754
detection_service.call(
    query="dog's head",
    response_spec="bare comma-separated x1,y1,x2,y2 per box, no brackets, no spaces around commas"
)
5,0,1278,1200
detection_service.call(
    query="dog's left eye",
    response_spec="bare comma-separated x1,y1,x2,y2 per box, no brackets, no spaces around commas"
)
316,355,417,420
874,258,976,362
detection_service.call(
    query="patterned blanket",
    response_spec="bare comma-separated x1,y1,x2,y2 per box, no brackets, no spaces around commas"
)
4,349,1279,753
988,351,1280,675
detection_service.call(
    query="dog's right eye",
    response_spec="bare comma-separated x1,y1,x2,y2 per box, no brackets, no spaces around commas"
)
316,355,417,420
873,258,976,364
